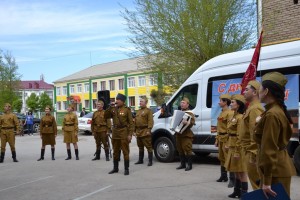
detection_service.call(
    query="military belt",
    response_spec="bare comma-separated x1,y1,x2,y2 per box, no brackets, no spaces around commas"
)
96,124,106,127
136,126,148,129
1,127,14,129
113,125,127,128
228,133,237,137
65,124,74,126
44,125,52,127
218,132,227,135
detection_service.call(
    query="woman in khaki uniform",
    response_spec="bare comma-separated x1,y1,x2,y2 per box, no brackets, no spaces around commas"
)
63,105,79,160
224,94,247,198
255,72,296,198
215,94,234,183
38,106,57,161
175,97,195,171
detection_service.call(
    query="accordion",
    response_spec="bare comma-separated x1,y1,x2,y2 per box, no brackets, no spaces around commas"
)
170,110,193,134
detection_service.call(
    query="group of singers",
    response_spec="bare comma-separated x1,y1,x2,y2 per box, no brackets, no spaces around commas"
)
215,72,296,199
0,71,296,198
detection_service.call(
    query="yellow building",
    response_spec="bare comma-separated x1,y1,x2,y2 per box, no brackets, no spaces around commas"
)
53,57,162,120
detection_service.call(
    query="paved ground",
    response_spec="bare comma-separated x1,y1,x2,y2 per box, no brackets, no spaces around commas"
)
0,133,299,200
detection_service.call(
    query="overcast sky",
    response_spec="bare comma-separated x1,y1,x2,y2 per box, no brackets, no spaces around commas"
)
0,0,135,83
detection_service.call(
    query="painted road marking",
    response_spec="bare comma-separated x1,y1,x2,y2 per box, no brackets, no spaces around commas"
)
73,185,113,200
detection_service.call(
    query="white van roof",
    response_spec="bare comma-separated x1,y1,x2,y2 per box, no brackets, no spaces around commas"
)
195,40,300,74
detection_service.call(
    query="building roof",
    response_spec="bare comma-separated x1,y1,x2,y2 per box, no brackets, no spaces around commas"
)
53,57,148,83
21,80,54,90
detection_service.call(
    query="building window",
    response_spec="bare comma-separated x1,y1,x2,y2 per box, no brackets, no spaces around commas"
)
56,87,61,95
109,80,115,90
63,101,67,110
150,97,157,106
100,81,106,90
85,100,90,108
92,99,97,109
128,77,135,87
70,85,75,94
63,86,67,95
118,78,124,90
128,96,135,107
138,76,146,86
149,74,158,86
92,82,97,92
84,83,89,93
77,84,82,93
57,101,61,110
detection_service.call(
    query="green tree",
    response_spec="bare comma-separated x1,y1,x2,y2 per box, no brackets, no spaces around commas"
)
150,89,168,105
0,50,22,110
122,0,256,90
12,99,23,113
26,93,39,112
38,92,53,111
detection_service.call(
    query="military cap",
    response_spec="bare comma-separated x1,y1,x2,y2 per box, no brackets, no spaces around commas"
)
68,104,75,110
181,97,190,104
262,72,287,87
231,94,246,104
4,103,11,107
116,93,126,102
45,105,52,111
220,94,231,100
248,80,261,91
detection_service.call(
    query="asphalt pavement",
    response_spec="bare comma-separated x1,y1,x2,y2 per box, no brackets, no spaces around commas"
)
0,133,299,200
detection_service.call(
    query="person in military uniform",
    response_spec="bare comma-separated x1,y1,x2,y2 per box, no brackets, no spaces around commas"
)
240,80,264,191
38,106,57,161
63,105,79,160
215,94,234,184
224,94,247,198
104,93,134,175
134,97,154,166
175,97,195,171
0,103,20,163
91,100,111,161
255,72,296,198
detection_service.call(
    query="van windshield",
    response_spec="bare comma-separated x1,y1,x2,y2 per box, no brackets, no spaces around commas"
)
168,84,198,115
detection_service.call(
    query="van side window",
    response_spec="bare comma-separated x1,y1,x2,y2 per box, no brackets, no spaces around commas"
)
168,84,198,115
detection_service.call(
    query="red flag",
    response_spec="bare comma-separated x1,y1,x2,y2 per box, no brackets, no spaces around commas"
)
240,31,263,94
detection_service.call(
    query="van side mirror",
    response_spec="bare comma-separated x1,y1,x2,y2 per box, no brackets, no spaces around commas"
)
158,103,172,118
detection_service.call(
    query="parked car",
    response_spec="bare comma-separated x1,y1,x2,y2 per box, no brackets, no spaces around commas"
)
78,112,93,134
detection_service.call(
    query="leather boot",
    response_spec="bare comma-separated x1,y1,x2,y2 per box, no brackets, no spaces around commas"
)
135,151,144,164
124,160,129,175
51,148,55,160
228,178,241,198
176,155,186,170
37,149,45,161
108,160,119,174
216,166,228,182
240,182,248,198
105,149,110,161
147,152,153,166
185,155,193,171
75,149,79,160
65,149,72,160
0,152,5,163
92,150,100,161
12,151,18,162
228,172,235,188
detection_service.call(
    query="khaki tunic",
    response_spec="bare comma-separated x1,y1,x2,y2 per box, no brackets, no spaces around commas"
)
104,105,134,161
254,103,296,196
239,100,264,189
40,114,57,146
91,110,111,151
135,107,153,152
63,112,78,143
216,108,233,166
0,112,19,152
224,112,246,172
175,110,195,156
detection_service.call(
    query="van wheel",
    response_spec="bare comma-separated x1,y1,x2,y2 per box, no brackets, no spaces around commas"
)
33,123,40,133
195,152,210,157
294,146,300,173
154,137,175,163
